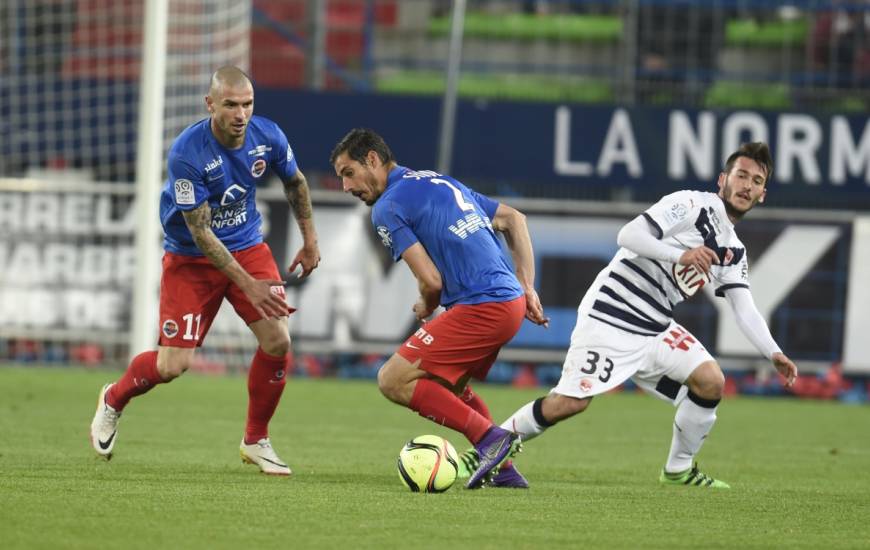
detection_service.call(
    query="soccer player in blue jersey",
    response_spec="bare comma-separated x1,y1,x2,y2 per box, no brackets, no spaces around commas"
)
331,128,550,489
90,66,320,475
499,142,799,488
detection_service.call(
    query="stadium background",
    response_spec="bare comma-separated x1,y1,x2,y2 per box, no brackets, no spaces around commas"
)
1,0,869,403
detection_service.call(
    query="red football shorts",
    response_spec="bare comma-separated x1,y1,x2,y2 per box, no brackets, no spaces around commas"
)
158,242,294,348
396,296,526,386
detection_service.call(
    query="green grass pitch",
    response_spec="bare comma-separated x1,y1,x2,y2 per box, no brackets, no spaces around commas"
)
1,366,868,549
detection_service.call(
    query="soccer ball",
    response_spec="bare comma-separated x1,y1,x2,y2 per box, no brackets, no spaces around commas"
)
397,435,459,493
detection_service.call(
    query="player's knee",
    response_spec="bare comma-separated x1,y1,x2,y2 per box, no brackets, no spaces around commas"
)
688,362,725,401
157,355,192,380
260,335,291,357
377,364,401,403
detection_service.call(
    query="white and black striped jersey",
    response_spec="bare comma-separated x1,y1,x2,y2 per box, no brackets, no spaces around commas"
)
580,190,750,337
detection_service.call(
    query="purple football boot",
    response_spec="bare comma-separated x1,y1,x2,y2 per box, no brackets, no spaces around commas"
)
466,426,521,489
490,462,529,489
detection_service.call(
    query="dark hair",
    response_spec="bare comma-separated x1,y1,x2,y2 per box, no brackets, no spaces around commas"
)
329,128,395,167
723,142,773,184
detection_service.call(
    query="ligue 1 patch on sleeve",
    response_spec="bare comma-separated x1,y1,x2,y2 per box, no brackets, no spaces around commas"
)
377,225,392,248
174,179,195,205
664,202,688,226
287,145,294,163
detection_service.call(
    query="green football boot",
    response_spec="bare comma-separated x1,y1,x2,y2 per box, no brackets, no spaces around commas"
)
456,448,479,480
660,463,731,489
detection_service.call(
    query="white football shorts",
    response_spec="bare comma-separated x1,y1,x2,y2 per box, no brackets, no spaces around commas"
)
551,315,714,405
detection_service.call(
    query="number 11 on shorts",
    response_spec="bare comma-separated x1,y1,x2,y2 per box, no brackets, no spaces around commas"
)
182,313,202,341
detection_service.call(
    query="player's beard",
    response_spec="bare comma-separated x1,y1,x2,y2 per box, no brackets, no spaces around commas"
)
722,179,756,221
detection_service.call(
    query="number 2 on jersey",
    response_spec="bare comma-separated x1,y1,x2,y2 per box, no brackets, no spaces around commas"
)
431,178,475,212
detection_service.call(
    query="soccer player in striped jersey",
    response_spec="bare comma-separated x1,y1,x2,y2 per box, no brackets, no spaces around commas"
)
499,142,798,488
331,128,549,489
89,66,320,475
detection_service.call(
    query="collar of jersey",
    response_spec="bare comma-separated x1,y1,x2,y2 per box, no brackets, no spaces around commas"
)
386,165,409,190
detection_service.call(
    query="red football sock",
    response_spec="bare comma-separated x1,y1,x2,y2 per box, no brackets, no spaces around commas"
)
244,348,290,444
408,378,491,444
460,384,493,421
106,350,164,411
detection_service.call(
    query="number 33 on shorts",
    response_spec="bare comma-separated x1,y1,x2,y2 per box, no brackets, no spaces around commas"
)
557,349,619,396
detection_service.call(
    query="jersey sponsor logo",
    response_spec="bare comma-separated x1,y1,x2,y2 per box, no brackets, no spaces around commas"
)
220,183,247,206
449,212,489,239
162,319,179,339
204,156,223,173
248,144,272,157
251,158,267,178
174,179,195,205
663,326,697,351
672,263,709,296
376,225,392,248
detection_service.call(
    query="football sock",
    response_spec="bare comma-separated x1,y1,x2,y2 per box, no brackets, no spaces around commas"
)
460,384,493,420
244,348,290,445
106,350,164,411
665,390,720,473
409,378,491,444
499,397,552,443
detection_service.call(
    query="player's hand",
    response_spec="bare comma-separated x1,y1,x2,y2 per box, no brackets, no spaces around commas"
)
288,243,321,279
412,297,435,322
678,246,719,276
524,288,549,328
772,352,798,387
244,278,290,320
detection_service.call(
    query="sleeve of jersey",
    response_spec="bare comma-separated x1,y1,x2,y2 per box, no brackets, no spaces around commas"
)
167,154,208,211
617,215,684,263
641,191,696,240
373,199,418,262
269,124,299,180
724,286,781,359
714,253,750,297
468,189,499,220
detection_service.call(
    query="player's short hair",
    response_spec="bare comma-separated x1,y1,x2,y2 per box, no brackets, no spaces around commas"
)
723,142,773,184
209,66,252,96
330,128,395,167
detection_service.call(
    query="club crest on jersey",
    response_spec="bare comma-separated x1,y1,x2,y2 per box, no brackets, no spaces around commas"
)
673,263,710,296
220,184,247,206
162,319,179,339
174,179,195,205
377,225,392,248
251,158,267,178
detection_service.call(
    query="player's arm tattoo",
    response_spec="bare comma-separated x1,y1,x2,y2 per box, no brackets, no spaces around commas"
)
182,202,235,270
282,170,314,222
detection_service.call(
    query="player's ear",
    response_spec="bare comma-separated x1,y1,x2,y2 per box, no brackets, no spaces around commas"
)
759,188,766,204
205,95,214,113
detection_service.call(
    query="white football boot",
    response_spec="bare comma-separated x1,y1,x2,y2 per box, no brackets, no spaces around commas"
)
240,438,292,476
90,383,121,459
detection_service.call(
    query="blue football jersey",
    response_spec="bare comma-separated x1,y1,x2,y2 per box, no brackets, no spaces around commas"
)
160,115,299,255
371,166,523,307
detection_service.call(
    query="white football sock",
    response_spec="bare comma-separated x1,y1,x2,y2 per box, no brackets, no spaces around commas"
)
500,401,548,443
665,397,718,473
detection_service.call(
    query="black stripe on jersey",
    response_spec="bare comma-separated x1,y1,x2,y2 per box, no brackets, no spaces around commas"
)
651,260,688,299
715,283,749,297
620,259,673,305
600,285,659,323
588,314,660,337
592,300,669,333
608,271,673,317
643,213,663,239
